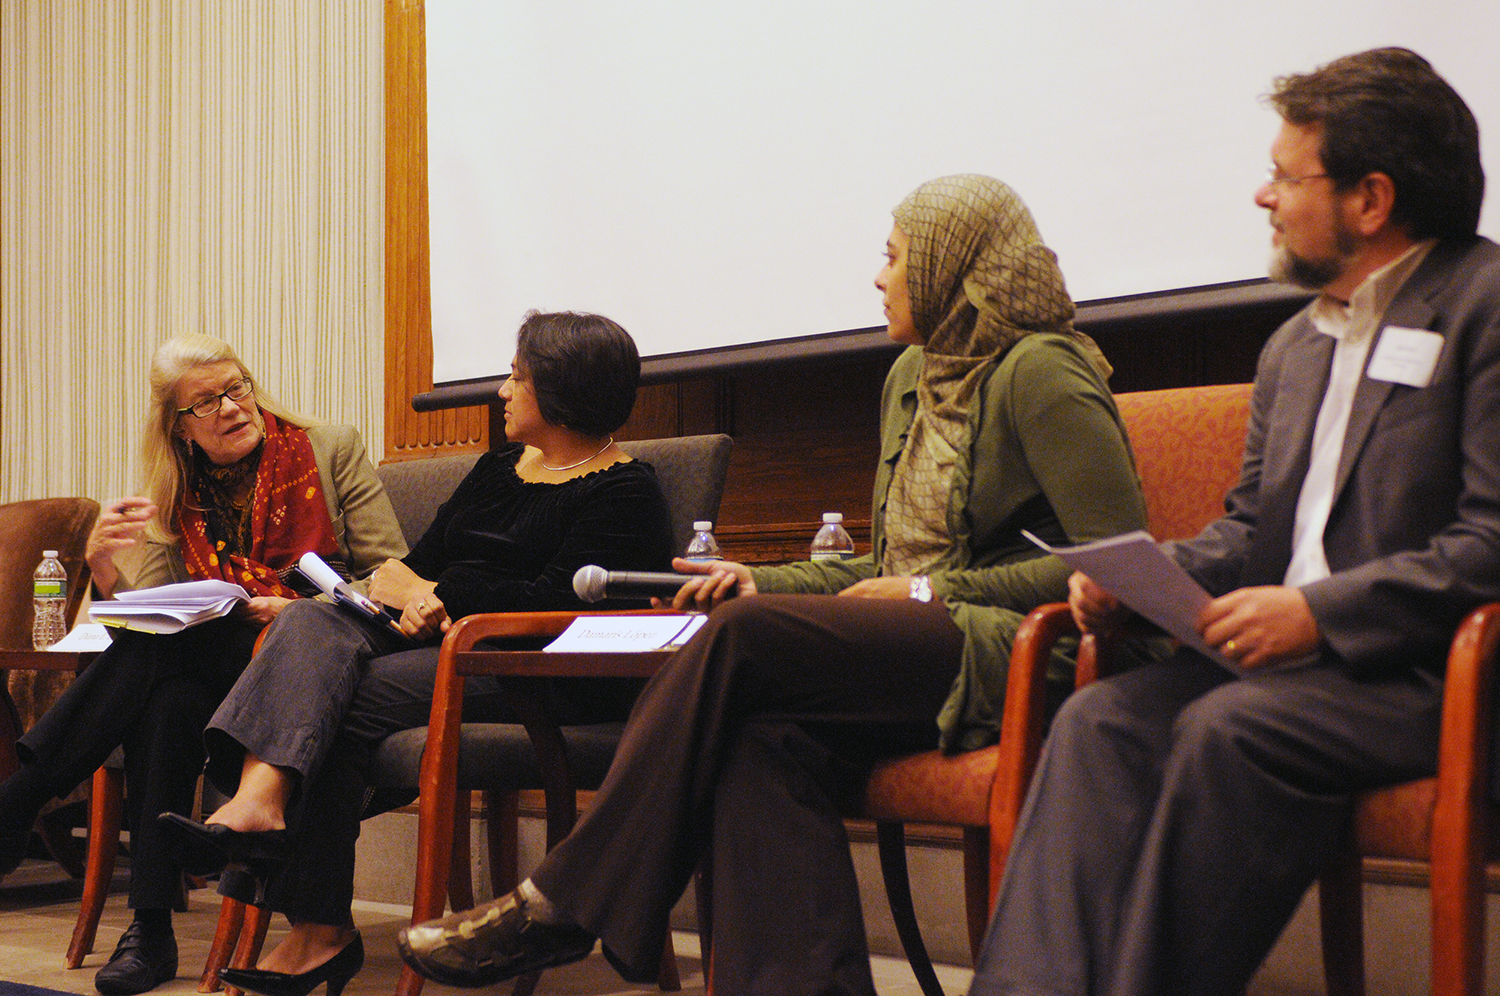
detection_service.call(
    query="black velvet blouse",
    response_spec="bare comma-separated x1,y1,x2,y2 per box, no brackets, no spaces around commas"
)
402,443,673,620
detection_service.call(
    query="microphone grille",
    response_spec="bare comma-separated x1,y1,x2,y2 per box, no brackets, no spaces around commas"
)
573,564,608,603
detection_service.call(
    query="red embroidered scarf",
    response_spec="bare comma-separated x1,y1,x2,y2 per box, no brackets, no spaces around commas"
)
177,412,338,598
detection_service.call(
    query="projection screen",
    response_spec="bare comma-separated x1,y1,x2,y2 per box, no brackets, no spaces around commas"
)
425,1,1500,384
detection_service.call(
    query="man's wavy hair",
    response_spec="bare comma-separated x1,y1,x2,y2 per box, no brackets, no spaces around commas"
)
1267,47,1484,240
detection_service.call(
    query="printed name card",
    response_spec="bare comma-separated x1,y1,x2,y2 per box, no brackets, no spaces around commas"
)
1368,326,1444,388
544,614,708,653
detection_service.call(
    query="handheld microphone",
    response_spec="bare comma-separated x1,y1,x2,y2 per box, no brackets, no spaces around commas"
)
572,565,692,603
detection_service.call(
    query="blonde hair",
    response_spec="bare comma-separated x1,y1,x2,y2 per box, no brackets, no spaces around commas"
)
141,333,317,543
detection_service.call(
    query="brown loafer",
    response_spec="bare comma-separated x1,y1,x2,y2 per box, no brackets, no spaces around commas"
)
396,889,596,988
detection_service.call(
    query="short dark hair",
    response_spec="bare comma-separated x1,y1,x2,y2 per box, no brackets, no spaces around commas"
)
513,310,640,437
1267,47,1484,240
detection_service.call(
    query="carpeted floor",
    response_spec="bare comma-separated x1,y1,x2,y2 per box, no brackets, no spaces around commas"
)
0,983,82,996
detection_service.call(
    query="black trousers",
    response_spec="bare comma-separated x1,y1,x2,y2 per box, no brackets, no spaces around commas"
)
205,600,637,925
530,594,966,996
13,619,259,909
970,651,1444,996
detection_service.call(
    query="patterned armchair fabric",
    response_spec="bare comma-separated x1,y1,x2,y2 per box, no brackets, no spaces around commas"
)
1114,382,1252,542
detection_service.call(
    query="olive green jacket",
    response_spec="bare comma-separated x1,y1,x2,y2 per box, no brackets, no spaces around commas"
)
752,334,1147,751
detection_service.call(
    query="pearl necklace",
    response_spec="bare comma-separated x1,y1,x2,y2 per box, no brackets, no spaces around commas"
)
540,436,614,472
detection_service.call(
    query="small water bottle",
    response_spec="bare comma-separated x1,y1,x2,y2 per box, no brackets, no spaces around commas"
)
683,521,721,562
810,512,855,561
32,549,68,650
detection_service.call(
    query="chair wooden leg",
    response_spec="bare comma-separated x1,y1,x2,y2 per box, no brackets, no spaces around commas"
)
448,796,474,912
66,765,124,968
694,862,713,987
875,821,945,996
1318,847,1366,996
960,826,989,961
221,903,271,996
395,964,428,996
485,789,521,895
656,933,682,991
199,897,247,992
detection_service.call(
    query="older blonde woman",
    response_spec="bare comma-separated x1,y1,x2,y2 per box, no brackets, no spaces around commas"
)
398,175,1150,996
0,334,404,995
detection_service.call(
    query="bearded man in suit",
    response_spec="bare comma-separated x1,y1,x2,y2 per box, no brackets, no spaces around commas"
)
972,47,1500,996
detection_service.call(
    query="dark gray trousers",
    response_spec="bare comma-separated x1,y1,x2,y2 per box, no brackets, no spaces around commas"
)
530,594,966,996
205,599,634,925
971,652,1444,996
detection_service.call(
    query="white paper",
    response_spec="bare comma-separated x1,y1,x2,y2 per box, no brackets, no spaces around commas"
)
297,551,346,596
48,623,114,652
1023,530,1234,669
544,615,705,653
89,579,250,634
110,579,250,604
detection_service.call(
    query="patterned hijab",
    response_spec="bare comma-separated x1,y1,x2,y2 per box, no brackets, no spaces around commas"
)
882,175,1111,576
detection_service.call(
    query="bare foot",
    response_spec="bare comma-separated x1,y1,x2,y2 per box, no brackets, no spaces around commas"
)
204,795,285,833
206,757,293,831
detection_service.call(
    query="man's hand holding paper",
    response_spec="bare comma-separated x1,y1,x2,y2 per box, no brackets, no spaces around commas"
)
1196,585,1321,669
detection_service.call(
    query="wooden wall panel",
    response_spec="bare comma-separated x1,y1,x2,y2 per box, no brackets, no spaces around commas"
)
384,0,488,463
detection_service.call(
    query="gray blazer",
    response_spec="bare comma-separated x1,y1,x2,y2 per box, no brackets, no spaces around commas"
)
1169,236,1500,676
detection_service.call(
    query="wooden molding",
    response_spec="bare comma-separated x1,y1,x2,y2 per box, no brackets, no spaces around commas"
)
384,0,488,461
716,520,872,566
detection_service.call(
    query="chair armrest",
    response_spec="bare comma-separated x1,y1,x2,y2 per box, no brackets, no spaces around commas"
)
989,603,1078,891
1076,615,1169,687
1430,601,1500,922
440,608,678,653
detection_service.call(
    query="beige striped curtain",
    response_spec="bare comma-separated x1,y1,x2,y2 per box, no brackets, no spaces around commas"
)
0,0,384,505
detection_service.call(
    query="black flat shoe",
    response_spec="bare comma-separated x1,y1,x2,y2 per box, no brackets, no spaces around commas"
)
94,919,178,995
396,889,596,988
217,933,363,996
156,812,289,865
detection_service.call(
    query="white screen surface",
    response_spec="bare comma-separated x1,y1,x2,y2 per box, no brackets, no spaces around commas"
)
426,1,1500,384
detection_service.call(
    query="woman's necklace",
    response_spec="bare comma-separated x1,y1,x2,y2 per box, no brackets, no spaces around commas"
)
540,436,614,472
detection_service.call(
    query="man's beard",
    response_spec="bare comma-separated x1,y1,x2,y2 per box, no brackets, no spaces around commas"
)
1268,225,1362,290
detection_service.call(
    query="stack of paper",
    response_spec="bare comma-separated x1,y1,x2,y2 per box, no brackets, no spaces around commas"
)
88,579,251,635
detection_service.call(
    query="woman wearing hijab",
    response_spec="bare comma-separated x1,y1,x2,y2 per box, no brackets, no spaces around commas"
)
0,333,405,995
397,175,1148,996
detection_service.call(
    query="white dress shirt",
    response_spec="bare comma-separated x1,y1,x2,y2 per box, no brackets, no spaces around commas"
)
1283,240,1435,588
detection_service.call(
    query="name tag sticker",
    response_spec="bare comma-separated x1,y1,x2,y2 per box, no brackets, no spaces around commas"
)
1367,326,1444,388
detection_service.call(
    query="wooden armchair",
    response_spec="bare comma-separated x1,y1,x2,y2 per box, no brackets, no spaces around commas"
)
1,497,100,777
0,497,99,889
1009,379,1500,996
848,382,1254,996
1014,601,1500,996
201,433,733,996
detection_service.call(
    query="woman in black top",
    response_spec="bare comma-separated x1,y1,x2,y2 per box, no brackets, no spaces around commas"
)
163,311,672,995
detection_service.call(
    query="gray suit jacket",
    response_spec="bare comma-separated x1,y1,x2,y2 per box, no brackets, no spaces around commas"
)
1169,236,1500,676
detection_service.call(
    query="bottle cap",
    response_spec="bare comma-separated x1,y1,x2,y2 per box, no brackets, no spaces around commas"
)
693,521,713,531
42,550,58,558
821,512,843,523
